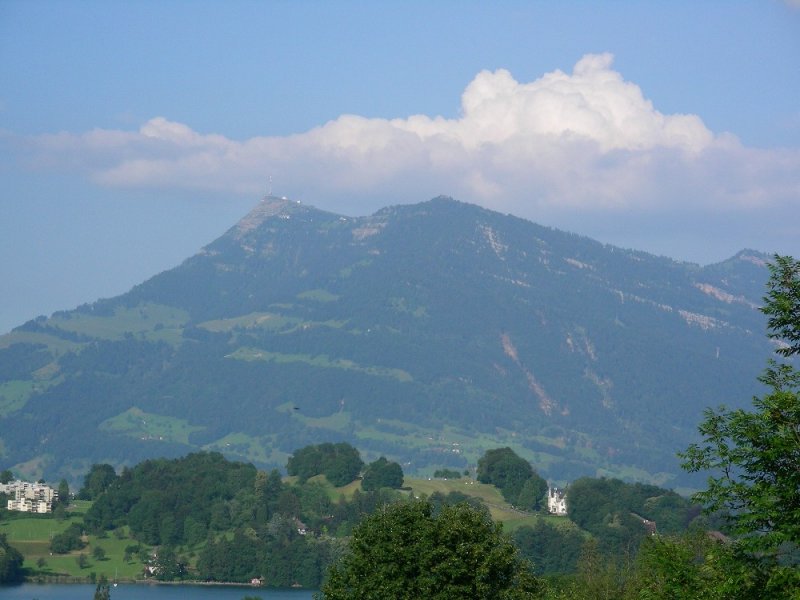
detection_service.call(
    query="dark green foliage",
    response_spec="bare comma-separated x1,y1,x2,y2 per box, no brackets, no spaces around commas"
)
566,477,694,555
57,478,70,507
681,255,800,575
361,456,404,491
427,490,485,516
83,452,257,545
93,575,111,600
0,470,12,484
513,520,584,575
477,448,547,510
79,464,118,500
477,448,534,497
762,255,800,357
0,533,25,583
197,521,336,588
433,469,462,479
152,546,187,581
286,442,364,487
634,530,797,600
0,342,51,382
50,522,86,553
319,500,543,599
58,451,406,587
516,477,549,512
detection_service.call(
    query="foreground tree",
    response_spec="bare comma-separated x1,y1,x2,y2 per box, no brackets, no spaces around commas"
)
634,530,780,600
319,500,542,599
680,255,800,590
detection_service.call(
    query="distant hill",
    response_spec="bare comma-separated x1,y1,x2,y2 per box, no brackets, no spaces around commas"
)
0,196,775,486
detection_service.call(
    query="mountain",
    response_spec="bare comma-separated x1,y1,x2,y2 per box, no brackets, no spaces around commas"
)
0,196,775,487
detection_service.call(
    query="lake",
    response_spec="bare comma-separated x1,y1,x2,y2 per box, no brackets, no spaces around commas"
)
0,583,316,599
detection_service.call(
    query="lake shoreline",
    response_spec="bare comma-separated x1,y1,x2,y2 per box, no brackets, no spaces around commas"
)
23,575,297,588
2,581,317,599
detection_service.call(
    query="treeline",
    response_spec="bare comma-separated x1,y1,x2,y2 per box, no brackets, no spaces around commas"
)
566,477,696,555
5,442,704,587
44,445,406,587
474,447,698,575
46,444,701,586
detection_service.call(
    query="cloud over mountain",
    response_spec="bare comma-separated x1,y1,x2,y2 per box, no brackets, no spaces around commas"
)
17,53,800,259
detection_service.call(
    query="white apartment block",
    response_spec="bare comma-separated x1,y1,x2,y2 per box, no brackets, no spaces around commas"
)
1,480,58,513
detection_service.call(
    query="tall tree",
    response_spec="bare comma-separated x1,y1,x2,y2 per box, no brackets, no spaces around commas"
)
680,255,800,580
319,500,542,599
762,254,800,357
57,478,70,507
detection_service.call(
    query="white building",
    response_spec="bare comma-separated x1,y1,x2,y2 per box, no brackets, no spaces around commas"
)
547,486,567,516
1,480,58,513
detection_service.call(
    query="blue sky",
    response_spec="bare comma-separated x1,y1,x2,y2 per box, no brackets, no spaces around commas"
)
2,1,799,334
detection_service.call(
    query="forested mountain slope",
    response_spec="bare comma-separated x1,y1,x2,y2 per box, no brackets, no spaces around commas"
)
0,196,774,486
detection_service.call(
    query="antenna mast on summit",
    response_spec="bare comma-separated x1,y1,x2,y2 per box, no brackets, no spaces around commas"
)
267,175,273,197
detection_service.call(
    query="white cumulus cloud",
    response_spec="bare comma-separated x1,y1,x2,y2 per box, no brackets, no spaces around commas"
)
15,53,800,261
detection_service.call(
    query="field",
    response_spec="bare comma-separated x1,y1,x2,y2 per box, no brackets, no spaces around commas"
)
99,407,204,445
300,474,579,532
405,477,571,528
1,502,148,581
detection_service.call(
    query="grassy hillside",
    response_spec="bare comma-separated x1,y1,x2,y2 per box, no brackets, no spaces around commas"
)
1,502,148,581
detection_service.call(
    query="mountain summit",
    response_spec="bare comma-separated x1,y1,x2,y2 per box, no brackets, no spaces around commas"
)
0,196,772,485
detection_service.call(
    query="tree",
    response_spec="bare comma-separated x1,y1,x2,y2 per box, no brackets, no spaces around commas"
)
319,500,543,599
92,545,106,561
0,469,13,484
50,523,86,553
93,574,111,600
634,530,776,600
361,457,404,491
515,476,548,512
287,443,364,487
477,448,547,509
680,256,800,573
762,255,800,357
57,478,70,507
79,464,118,500
153,545,187,581
0,533,24,583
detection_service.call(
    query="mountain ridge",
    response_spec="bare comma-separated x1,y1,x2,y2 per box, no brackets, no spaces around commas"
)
0,196,775,487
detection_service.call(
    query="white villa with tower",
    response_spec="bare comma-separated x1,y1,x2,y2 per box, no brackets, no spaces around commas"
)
547,486,568,516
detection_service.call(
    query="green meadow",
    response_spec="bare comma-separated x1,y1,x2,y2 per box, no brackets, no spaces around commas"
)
1,502,149,581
